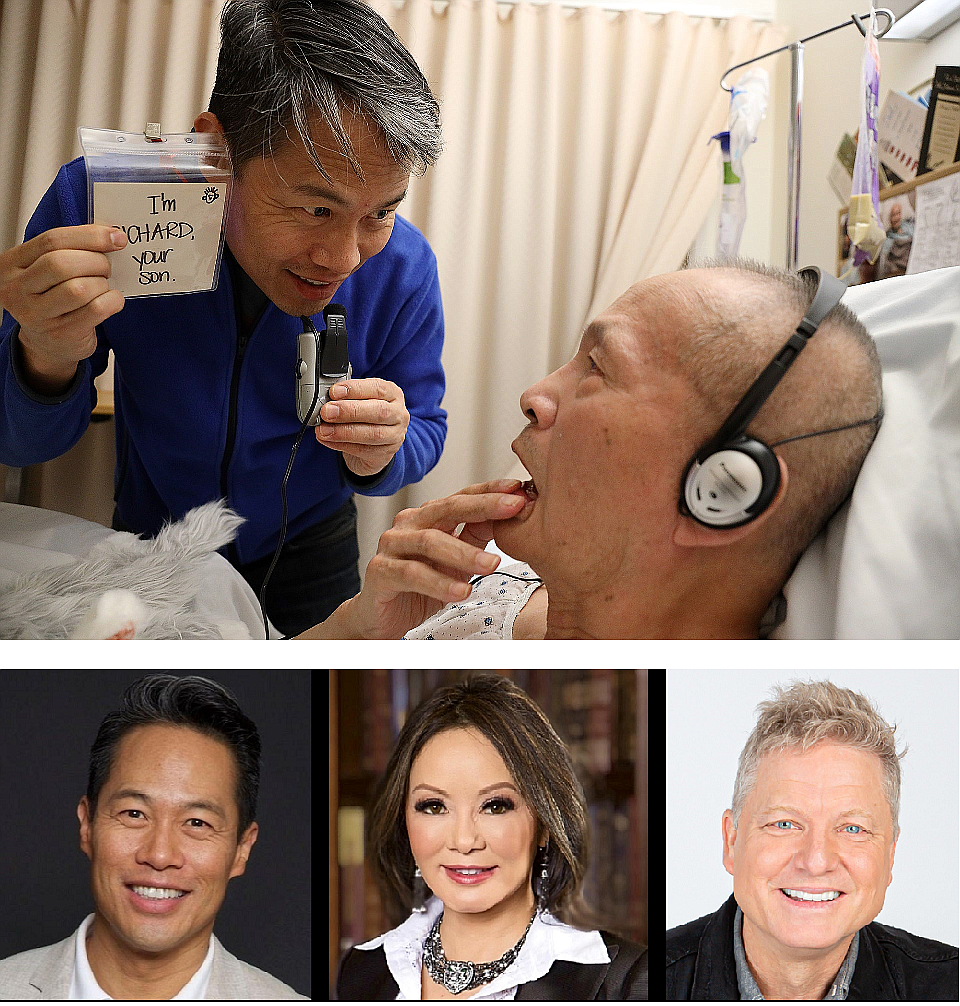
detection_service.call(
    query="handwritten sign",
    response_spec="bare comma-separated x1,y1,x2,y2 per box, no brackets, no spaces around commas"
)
93,181,229,297
907,171,960,274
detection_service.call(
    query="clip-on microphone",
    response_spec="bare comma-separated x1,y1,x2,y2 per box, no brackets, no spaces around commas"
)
297,304,352,424
259,305,352,638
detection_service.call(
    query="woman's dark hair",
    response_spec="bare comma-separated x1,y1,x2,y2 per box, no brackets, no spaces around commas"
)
208,0,442,181
367,674,591,928
86,674,261,838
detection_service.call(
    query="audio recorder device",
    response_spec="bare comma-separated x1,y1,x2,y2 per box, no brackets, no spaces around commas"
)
297,304,351,425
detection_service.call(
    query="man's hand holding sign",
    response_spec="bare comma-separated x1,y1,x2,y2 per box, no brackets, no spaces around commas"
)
0,224,127,396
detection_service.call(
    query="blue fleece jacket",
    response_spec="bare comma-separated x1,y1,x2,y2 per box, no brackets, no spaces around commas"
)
0,158,446,563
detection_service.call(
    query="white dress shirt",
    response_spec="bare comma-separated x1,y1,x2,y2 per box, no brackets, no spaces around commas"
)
68,914,215,1000
354,897,610,1000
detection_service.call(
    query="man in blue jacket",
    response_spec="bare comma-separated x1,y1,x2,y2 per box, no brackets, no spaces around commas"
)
0,0,446,636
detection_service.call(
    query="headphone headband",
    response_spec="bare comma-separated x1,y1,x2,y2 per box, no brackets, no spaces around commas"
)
695,266,846,462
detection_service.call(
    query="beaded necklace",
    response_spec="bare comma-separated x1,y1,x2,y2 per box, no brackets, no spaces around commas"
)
423,910,536,994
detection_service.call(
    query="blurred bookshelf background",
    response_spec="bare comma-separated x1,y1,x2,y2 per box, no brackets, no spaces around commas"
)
329,670,648,992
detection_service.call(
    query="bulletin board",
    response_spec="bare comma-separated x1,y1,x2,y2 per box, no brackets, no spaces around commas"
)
837,159,960,283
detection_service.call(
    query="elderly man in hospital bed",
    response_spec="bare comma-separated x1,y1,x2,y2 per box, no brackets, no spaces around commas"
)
3,259,955,639
301,257,956,640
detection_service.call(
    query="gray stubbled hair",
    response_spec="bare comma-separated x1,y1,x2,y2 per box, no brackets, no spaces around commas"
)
209,0,442,181
731,679,906,837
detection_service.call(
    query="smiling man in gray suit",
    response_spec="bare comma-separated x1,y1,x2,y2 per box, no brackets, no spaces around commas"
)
0,675,306,1001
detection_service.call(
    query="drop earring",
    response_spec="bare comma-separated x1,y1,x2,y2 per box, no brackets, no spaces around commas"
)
534,841,549,911
413,865,428,913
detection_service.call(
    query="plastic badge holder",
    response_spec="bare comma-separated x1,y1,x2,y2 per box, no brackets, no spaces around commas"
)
78,125,232,298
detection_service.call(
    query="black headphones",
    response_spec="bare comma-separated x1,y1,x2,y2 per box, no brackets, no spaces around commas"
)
681,266,852,528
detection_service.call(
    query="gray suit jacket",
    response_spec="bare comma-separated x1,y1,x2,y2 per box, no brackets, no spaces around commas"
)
0,927,308,1001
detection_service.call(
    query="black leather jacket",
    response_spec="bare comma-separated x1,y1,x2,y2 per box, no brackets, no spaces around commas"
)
666,895,958,1001
337,929,648,1000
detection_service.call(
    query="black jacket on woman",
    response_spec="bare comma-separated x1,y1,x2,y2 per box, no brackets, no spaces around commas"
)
665,894,958,1001
337,929,648,1001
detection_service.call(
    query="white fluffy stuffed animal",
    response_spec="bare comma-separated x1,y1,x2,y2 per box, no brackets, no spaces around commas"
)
0,501,253,639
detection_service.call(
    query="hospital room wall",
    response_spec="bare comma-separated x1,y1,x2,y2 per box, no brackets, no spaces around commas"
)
645,0,953,273
772,1,938,274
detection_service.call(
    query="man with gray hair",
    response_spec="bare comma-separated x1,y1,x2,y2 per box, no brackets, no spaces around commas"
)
665,680,958,1000
0,0,446,637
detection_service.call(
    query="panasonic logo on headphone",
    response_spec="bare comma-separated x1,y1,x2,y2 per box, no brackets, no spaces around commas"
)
719,462,748,494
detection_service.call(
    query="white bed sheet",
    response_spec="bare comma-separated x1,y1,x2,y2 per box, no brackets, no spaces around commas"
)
772,265,960,639
0,503,270,639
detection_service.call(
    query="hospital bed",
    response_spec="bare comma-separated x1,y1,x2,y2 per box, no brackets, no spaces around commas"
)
0,266,956,640
0,502,267,638
771,264,959,639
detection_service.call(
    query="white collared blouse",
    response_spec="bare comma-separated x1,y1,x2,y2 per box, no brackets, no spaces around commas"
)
353,897,610,1001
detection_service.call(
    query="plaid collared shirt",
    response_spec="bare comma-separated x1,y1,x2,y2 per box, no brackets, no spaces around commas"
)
733,906,859,1000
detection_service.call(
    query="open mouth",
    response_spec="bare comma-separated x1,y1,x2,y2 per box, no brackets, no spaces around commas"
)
499,477,538,526
126,884,191,912
442,865,498,885
780,888,844,904
129,885,188,900
507,442,540,523
288,270,335,298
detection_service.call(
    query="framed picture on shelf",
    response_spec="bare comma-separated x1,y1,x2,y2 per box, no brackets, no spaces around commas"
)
837,158,960,285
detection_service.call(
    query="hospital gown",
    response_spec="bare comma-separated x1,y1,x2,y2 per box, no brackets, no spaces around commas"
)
403,561,785,638
404,562,542,639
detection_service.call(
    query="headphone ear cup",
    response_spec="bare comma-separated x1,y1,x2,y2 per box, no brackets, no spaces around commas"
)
683,438,781,527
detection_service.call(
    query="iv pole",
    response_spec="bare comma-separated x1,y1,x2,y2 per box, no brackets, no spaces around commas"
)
720,9,896,270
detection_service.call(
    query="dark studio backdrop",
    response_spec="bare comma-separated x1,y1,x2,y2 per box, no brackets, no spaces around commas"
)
0,668,311,999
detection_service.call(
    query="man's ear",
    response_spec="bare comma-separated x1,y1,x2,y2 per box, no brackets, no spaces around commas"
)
721,809,738,877
193,111,223,135
78,796,93,861
674,455,789,548
229,821,259,879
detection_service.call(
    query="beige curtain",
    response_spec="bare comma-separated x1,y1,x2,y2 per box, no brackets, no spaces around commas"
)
0,0,223,251
361,0,783,568
0,0,782,570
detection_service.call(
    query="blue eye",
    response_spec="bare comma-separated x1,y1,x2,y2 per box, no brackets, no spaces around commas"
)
773,820,796,830
843,824,863,834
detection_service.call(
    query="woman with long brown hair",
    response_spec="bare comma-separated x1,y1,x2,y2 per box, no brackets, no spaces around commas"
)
336,674,647,1000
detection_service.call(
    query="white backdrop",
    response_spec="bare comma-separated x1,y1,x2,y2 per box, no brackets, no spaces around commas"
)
666,668,960,946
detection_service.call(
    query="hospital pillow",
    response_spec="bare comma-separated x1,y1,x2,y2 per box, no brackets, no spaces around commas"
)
773,265,960,639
